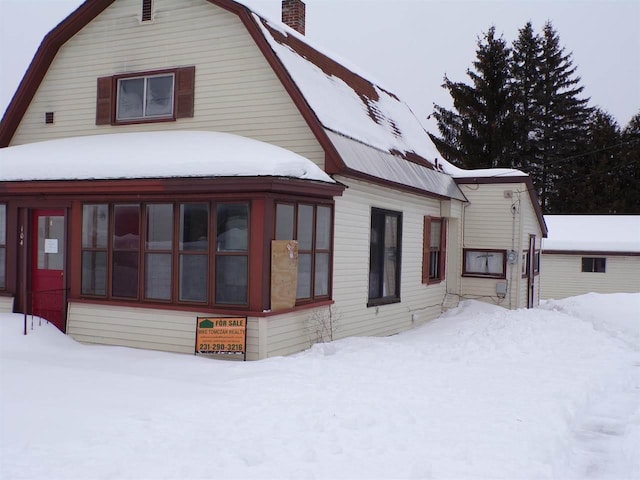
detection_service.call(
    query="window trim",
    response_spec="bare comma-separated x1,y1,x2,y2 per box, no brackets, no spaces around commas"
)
581,257,606,273
422,216,446,285
462,248,507,279
115,72,175,122
368,207,402,307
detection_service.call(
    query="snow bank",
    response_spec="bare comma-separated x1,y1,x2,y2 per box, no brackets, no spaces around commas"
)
0,131,334,183
1,294,639,479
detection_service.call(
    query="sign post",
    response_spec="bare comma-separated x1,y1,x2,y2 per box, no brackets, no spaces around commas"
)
196,317,247,359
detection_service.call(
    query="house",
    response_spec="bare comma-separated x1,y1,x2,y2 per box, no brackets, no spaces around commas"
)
540,215,640,300
0,0,546,359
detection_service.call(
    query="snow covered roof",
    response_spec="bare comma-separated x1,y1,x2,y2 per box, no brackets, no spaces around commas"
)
543,215,640,253
0,131,335,183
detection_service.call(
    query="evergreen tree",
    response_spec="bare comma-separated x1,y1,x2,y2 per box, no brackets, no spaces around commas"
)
619,112,640,213
430,27,514,169
536,22,591,213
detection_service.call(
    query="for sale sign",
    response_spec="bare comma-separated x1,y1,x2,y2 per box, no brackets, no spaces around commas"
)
196,317,246,355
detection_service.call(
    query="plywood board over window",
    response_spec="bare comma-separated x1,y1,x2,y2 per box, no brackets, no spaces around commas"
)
271,240,298,311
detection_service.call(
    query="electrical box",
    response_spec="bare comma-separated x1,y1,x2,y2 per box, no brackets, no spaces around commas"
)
496,281,508,298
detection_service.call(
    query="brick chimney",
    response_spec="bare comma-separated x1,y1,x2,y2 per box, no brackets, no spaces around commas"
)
282,0,306,35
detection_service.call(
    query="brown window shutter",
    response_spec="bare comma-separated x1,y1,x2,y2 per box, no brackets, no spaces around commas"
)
96,76,113,125
175,66,195,119
422,216,430,284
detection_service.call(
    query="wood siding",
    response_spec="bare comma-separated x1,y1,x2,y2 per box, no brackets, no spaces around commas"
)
331,177,460,338
540,254,640,300
10,0,325,168
458,182,542,309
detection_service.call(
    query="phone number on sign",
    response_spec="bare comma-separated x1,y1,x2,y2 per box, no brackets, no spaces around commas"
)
198,343,244,352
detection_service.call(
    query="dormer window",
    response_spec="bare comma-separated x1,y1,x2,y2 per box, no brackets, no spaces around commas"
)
142,0,153,22
116,73,174,121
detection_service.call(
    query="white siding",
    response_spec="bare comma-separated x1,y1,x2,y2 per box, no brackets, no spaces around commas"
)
540,254,640,300
11,0,325,168
331,177,458,338
0,296,14,313
67,302,262,356
458,182,543,309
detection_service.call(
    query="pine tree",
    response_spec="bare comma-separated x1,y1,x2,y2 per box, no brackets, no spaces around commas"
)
536,22,591,213
619,112,640,213
430,27,514,169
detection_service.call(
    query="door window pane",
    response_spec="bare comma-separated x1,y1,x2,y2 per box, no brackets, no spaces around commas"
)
216,204,248,252
145,253,172,300
37,216,64,270
179,254,207,302
215,256,247,304
81,251,107,296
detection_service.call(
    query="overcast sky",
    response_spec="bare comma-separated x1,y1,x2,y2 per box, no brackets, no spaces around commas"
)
1,0,639,134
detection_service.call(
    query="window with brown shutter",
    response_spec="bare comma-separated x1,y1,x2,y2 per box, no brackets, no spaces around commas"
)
95,67,195,125
422,216,446,284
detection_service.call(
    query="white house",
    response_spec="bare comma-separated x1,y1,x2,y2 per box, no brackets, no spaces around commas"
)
0,0,546,359
540,215,640,300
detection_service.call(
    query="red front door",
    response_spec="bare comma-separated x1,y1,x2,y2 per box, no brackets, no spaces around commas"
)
31,209,66,331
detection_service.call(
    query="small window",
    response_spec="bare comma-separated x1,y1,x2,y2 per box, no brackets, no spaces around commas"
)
81,204,109,296
463,249,506,278
422,217,445,284
0,204,6,290
368,208,402,306
582,257,606,273
116,74,174,121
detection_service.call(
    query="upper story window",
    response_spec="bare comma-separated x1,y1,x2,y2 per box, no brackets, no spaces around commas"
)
582,257,606,273
368,208,402,306
116,74,174,121
96,67,195,125
463,249,506,279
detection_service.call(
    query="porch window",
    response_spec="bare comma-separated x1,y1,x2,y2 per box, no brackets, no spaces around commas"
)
582,257,606,273
81,204,108,296
215,203,248,305
422,217,445,284
145,204,173,300
275,202,332,302
112,205,140,298
368,208,402,306
179,203,209,303
463,249,506,278
0,204,6,289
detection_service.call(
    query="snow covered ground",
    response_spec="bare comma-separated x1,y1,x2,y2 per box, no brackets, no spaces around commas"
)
1,293,638,480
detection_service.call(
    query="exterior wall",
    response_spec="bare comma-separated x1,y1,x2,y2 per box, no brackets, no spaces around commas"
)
0,296,14,313
10,0,325,168
458,182,542,309
331,177,462,339
540,254,640,300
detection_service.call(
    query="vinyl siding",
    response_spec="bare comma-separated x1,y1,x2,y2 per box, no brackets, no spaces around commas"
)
540,254,640,300
0,296,14,313
331,177,460,338
459,182,542,309
10,0,325,168
67,301,261,356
